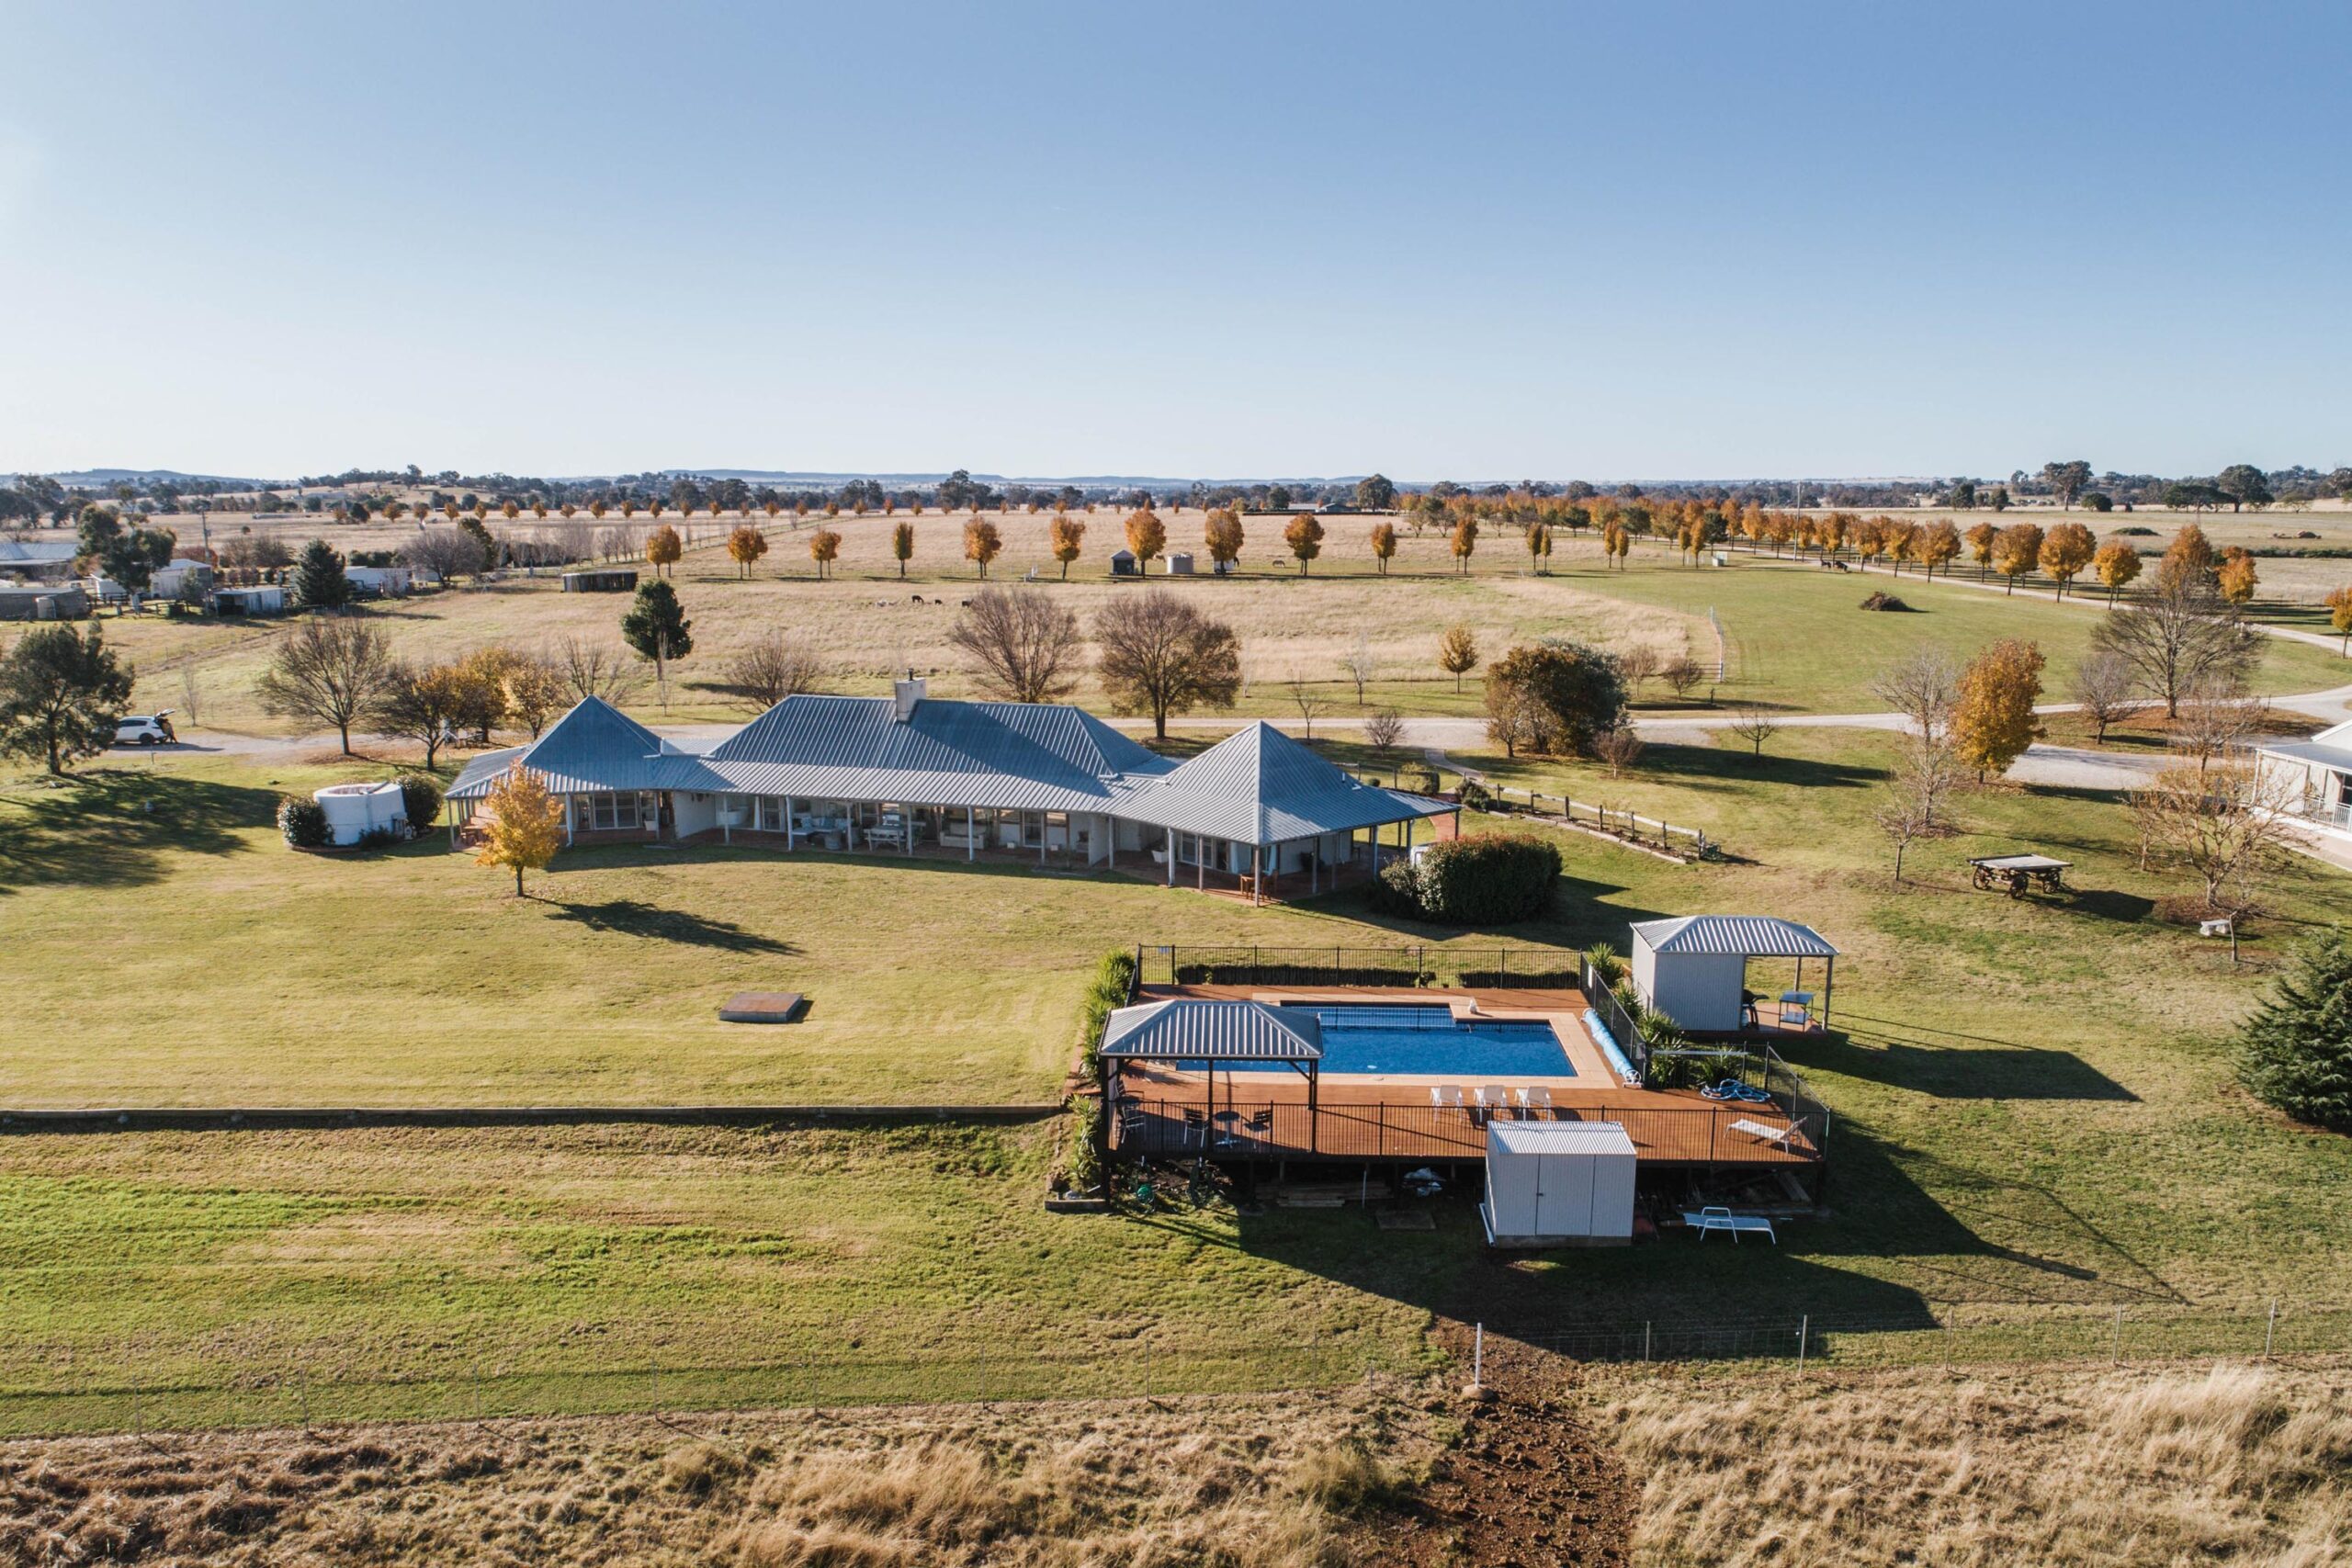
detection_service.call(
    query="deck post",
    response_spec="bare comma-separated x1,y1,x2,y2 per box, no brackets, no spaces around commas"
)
966,806,975,862
905,805,912,856
785,796,796,851
1822,956,1834,1031
1197,836,1204,891
1306,1060,1318,1154
1037,813,1046,865
1166,829,1175,886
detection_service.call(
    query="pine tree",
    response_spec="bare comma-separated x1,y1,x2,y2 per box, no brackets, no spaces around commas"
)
2237,935,2352,1132
292,537,351,609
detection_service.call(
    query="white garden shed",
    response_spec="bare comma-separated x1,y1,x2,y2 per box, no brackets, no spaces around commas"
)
1629,915,1838,1034
1480,1121,1637,1247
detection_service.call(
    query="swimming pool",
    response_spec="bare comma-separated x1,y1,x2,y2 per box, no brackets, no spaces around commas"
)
1227,1004,1576,1077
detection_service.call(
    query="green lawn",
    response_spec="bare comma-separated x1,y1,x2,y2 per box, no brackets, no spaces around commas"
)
5,725,2351,1437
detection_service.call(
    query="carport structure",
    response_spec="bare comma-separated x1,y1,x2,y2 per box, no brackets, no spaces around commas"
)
1629,915,1839,1036
1095,999,1323,1162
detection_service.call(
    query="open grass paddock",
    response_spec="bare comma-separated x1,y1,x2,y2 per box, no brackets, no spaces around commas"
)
4,707,2351,1436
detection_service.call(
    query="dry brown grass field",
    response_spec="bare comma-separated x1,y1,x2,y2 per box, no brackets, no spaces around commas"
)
0,1380,1444,1568
1841,504,2352,602
108,509,1698,731
1593,1357,2352,1567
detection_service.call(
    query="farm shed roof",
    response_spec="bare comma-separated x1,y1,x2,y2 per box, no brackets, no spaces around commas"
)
1111,721,1452,846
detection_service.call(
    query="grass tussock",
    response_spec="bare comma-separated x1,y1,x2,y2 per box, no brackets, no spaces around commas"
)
1597,1358,2352,1567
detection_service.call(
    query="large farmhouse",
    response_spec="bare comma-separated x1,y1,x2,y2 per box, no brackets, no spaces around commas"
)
447,680,1456,896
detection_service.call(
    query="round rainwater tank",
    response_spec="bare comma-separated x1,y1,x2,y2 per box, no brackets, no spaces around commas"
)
313,781,407,845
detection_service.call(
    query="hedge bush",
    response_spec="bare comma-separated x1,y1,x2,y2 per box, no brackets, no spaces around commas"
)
1370,832,1561,925
396,773,444,835
277,796,330,849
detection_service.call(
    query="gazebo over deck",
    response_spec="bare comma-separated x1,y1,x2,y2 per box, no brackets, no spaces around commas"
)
1629,916,1839,1036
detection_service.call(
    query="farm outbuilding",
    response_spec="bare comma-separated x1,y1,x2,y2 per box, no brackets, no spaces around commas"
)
313,781,407,844
1109,550,1139,578
1629,915,1838,1034
212,585,286,615
1480,1121,1637,1247
562,569,639,592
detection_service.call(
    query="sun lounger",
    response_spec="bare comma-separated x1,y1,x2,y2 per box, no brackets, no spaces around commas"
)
1515,1085,1553,1112
1728,1117,1801,1148
1430,1085,1465,1110
1683,1205,1776,1243
1476,1084,1511,1112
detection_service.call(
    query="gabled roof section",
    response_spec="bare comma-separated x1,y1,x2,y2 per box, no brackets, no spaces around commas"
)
699,694,1175,812
447,695,723,799
1630,915,1838,959
1099,999,1323,1062
1113,721,1453,844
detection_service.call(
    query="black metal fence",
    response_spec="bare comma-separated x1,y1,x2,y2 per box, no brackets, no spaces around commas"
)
1110,1096,1825,1166
1580,954,1650,1079
1136,944,1583,989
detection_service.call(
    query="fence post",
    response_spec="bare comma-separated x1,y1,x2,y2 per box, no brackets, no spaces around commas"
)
1644,1321,1652,1362
2266,1299,2278,1359
1473,1323,1484,1387
1797,1314,1808,1375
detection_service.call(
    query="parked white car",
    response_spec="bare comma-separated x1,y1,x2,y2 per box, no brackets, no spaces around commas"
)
114,711,176,746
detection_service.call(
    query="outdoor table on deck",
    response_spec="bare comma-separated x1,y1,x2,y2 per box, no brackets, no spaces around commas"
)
1970,852,2071,897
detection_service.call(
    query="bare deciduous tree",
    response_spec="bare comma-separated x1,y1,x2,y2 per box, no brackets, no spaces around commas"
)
1875,735,1962,885
1094,590,1242,740
2171,687,2266,775
1341,637,1376,705
1363,706,1405,756
555,636,648,707
949,587,1084,705
1594,723,1645,778
1661,656,1705,702
175,665,202,728
2091,581,2261,718
254,616,397,753
2131,761,2301,962
2070,650,2145,744
1285,672,1332,740
400,526,489,586
1725,705,1781,758
1872,647,1960,743
725,633,826,712
1618,646,1660,689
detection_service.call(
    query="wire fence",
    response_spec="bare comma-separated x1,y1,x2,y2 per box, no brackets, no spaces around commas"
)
1474,1301,2352,1382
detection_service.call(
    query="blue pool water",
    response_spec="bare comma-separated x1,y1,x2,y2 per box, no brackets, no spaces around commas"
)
1226,1004,1576,1077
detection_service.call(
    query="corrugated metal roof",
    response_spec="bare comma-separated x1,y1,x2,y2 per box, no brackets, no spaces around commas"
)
699,694,1176,812
1099,999,1323,1061
1112,722,1453,844
448,696,727,800
1629,915,1838,958
2256,739,2352,769
0,536,76,563
1487,1121,1637,1158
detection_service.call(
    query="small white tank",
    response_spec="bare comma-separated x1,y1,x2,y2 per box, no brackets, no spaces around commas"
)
314,781,408,845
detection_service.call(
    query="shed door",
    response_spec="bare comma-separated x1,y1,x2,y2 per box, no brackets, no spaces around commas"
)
1535,1152,1597,1237
1589,1152,1637,1239
1487,1149,1535,1235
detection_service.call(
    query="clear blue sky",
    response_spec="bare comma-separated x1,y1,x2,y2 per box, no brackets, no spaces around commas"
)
4,1,2346,481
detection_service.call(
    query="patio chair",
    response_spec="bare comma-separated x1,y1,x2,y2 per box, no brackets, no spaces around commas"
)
1430,1085,1465,1110
1515,1085,1554,1114
1180,1108,1208,1148
1476,1084,1512,1117
1241,1109,1274,1145
1684,1205,1777,1244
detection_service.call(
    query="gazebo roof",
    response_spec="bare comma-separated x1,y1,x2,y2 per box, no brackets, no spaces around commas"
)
1099,999,1323,1062
1629,915,1838,959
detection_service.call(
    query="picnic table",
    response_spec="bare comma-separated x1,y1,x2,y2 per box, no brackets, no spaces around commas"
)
1970,852,2071,897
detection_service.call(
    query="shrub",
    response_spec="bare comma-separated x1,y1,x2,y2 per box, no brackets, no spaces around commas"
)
1075,948,1137,1077
1582,941,1626,987
277,796,330,849
1399,765,1441,795
395,773,444,834
1063,1100,1102,1193
1409,833,1561,924
1368,855,1424,918
1458,779,1493,812
2117,525,2157,536
1859,591,1912,612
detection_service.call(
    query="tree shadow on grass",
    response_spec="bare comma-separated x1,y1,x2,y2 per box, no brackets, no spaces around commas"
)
0,768,264,892
542,897,798,955
1628,741,1883,796
1792,1030,2138,1102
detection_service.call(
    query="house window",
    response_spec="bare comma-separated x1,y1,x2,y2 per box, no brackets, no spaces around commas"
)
756,795,786,832
578,793,640,831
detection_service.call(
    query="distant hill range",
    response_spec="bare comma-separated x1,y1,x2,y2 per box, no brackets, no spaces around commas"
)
12,468,275,489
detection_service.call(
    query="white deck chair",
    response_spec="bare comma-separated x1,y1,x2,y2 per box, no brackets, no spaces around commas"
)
1728,1117,1801,1149
1430,1084,1465,1110
1515,1085,1554,1113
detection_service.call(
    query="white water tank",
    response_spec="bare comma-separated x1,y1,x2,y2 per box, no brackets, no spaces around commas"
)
314,781,408,845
